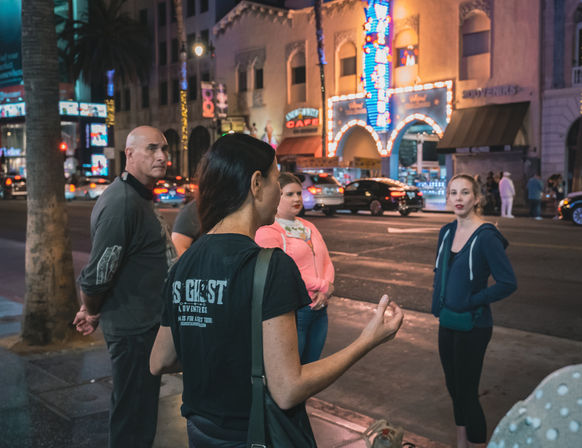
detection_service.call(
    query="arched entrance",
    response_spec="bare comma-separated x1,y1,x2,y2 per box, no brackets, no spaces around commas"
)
164,129,180,176
567,117,582,192
188,126,211,178
333,123,383,184
387,115,446,210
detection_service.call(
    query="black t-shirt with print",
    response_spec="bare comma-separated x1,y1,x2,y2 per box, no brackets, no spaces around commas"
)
161,233,311,431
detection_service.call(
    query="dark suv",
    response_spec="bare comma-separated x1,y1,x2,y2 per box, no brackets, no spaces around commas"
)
1,174,27,199
343,178,424,216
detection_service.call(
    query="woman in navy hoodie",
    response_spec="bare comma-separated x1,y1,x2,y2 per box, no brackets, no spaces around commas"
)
432,174,517,448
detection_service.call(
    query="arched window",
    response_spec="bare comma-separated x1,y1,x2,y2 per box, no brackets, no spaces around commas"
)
394,28,418,86
460,11,491,80
288,51,306,103
336,41,357,94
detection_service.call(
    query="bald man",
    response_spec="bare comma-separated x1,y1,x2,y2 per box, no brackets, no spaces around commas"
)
74,126,176,447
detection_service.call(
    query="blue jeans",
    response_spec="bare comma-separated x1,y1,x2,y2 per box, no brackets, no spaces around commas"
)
529,199,541,218
296,305,328,364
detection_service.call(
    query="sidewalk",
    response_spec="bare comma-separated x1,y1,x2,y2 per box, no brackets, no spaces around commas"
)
2,238,581,447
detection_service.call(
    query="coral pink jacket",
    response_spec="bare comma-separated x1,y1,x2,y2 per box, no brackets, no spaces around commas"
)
255,218,334,302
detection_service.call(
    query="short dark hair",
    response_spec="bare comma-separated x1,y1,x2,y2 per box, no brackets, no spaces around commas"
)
198,133,276,233
278,172,302,189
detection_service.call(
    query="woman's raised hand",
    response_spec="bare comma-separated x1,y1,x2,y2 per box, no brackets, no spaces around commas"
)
359,295,404,347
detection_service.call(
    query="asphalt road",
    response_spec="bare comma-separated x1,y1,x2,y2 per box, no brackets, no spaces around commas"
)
1,199,581,340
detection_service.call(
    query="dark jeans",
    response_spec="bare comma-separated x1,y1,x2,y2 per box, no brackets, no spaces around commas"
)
186,415,246,448
296,305,328,364
104,326,161,448
529,199,541,217
438,325,492,444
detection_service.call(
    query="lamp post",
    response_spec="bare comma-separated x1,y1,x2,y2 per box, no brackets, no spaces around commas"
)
179,44,188,177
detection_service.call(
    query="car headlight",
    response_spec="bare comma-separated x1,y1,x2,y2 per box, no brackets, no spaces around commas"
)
559,198,568,208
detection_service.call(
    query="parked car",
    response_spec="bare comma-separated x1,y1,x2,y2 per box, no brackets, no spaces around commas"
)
153,176,198,206
1,174,27,199
558,191,582,226
66,177,111,200
293,172,344,216
342,177,424,216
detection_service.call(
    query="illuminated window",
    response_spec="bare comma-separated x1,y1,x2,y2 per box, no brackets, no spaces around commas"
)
460,11,491,80
396,45,418,67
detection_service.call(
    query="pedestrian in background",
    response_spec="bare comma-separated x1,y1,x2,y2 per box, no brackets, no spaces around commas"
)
432,174,517,448
498,171,515,218
74,126,176,448
256,172,335,364
549,174,565,219
484,171,498,215
150,133,404,446
526,173,544,220
171,199,201,257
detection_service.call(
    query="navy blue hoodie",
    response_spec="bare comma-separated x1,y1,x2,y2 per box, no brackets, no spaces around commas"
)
431,221,517,327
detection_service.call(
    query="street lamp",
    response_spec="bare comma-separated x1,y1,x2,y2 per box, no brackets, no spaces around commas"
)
193,43,204,58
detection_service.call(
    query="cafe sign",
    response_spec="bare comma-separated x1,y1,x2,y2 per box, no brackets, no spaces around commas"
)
285,107,319,130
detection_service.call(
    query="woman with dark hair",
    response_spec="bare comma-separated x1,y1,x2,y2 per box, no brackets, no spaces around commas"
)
150,133,404,447
256,172,334,364
432,174,517,448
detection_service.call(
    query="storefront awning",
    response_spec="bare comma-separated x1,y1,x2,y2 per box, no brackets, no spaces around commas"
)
276,136,322,158
437,102,529,153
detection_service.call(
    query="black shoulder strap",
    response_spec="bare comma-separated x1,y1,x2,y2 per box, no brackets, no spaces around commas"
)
248,248,274,448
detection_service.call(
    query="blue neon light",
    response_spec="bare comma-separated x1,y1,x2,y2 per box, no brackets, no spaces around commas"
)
362,0,392,132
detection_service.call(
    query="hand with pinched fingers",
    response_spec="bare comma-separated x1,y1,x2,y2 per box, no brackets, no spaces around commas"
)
360,295,404,347
73,305,100,336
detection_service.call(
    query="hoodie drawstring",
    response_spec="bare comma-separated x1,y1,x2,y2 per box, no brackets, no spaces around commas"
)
469,236,478,281
435,229,450,269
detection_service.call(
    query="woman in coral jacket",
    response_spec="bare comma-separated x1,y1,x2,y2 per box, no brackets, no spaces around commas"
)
256,172,335,364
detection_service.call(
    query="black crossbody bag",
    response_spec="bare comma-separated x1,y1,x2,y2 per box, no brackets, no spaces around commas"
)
247,248,317,448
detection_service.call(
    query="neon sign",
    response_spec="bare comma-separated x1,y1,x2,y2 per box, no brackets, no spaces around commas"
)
362,0,392,132
285,108,319,129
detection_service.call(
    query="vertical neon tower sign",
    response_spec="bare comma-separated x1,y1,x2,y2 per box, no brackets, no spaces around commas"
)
362,0,392,132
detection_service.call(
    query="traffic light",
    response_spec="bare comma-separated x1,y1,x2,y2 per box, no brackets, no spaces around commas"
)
59,142,68,152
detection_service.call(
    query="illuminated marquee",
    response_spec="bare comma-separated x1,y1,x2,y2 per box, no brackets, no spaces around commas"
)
362,0,392,132
285,107,319,129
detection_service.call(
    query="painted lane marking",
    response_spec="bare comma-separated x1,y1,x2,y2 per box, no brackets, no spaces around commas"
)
387,227,440,233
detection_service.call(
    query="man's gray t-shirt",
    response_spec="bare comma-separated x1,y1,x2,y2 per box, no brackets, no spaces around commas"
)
172,199,201,239
79,174,172,336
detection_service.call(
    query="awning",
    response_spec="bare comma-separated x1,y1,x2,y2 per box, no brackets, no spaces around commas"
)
276,136,322,158
437,102,529,153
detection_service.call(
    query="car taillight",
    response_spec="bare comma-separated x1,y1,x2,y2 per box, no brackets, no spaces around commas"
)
5,178,12,186
177,187,186,194
390,191,406,198
14,175,21,180
89,183,97,189
153,187,168,194
417,191,423,196
188,183,198,191
307,186,322,195
69,184,76,192
338,187,344,194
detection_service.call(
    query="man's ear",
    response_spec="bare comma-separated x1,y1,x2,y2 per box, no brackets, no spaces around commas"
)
250,170,263,200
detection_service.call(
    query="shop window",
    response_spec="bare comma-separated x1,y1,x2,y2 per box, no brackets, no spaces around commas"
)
337,41,357,94
172,79,180,103
289,51,306,103
393,28,418,86
255,68,264,90
238,69,247,92
189,75,197,100
187,0,196,17
201,0,208,13
124,88,131,111
141,86,149,108
159,41,167,66
171,38,178,63
159,81,168,105
158,1,166,27
460,11,491,80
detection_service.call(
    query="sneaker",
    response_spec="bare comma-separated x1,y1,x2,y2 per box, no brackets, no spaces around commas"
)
507,215,515,218
534,216,543,220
